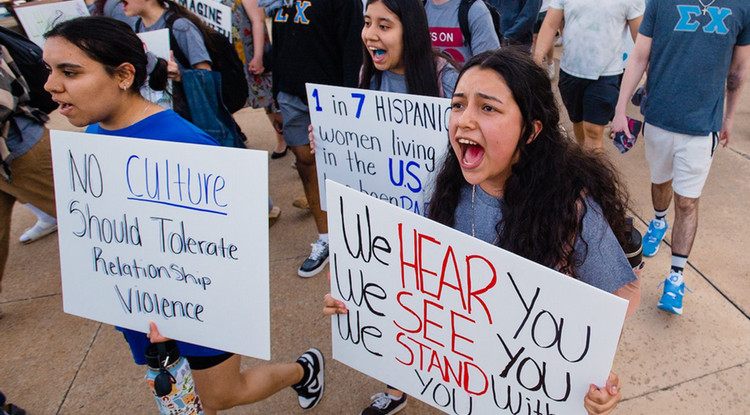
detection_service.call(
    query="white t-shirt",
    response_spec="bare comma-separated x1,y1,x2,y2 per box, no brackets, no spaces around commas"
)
550,0,644,79
541,0,551,13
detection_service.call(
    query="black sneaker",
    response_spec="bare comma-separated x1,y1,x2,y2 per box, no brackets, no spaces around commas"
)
298,240,329,278
360,393,407,415
293,348,325,409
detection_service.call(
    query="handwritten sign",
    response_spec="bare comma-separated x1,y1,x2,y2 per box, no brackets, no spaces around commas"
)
306,83,450,214
50,130,270,359
175,0,232,40
326,180,628,414
138,29,173,109
14,0,89,48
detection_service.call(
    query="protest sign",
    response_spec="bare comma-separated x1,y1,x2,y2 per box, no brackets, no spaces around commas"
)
175,0,231,40
138,29,173,109
326,180,629,414
14,0,89,48
306,83,450,215
50,130,270,359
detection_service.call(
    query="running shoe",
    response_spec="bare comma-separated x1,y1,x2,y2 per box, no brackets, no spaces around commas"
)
360,392,407,415
293,348,325,409
657,271,689,315
642,218,668,257
298,240,329,277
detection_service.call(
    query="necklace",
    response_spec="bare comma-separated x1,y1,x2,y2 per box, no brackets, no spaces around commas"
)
697,0,716,15
129,101,151,128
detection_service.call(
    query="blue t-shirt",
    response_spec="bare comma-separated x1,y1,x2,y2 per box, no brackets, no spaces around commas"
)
86,109,221,364
639,0,750,135
453,184,636,294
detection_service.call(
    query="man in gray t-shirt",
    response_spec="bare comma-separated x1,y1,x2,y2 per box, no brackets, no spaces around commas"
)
425,0,500,64
612,0,750,316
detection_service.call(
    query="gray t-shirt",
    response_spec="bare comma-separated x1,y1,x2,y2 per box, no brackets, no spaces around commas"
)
372,63,459,98
453,184,636,294
639,0,750,135
425,0,500,64
138,12,212,71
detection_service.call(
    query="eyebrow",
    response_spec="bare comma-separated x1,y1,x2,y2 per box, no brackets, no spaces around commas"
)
452,91,504,105
54,63,84,70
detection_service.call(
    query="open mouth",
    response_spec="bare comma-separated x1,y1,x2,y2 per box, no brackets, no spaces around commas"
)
369,47,386,62
457,138,484,168
57,102,74,116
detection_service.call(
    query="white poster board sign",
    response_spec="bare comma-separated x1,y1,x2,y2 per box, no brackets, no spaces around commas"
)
175,0,232,40
138,29,173,109
326,180,628,414
306,83,450,215
14,0,90,48
50,131,271,359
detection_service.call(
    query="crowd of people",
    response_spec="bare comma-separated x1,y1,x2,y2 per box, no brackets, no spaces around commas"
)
0,0,748,414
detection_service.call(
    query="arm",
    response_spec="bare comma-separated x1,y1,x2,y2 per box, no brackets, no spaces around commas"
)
243,0,267,75
611,34,652,136
627,15,642,42
532,7,563,66
720,44,750,147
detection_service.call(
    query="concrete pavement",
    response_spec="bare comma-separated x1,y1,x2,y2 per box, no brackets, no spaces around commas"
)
1,70,749,414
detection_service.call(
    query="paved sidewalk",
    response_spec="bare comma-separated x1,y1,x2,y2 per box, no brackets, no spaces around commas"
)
1,76,749,414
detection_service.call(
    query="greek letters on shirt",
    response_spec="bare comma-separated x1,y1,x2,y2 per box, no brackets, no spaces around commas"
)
675,5,732,34
274,0,312,25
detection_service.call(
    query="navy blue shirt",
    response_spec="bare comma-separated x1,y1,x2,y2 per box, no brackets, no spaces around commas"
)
639,0,750,135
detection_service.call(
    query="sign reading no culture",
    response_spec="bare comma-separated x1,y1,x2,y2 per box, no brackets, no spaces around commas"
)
175,0,232,40
50,131,271,359
326,180,628,414
306,83,450,215
14,0,90,48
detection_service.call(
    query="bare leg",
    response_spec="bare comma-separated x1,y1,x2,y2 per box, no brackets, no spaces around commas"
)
582,121,606,152
573,122,585,146
191,355,303,414
267,112,286,154
290,144,328,234
651,180,673,212
670,193,699,257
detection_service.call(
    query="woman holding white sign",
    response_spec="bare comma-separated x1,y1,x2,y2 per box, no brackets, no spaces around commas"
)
43,16,324,414
325,47,641,414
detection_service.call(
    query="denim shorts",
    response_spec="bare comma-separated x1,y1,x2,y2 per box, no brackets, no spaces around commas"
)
278,91,313,147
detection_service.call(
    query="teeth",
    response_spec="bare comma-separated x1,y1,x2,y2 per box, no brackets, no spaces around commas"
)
458,138,478,145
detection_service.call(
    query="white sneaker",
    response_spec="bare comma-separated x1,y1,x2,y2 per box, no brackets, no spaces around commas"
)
19,220,57,244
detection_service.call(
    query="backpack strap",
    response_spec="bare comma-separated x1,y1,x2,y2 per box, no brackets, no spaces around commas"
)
435,56,448,98
164,12,191,70
458,0,476,47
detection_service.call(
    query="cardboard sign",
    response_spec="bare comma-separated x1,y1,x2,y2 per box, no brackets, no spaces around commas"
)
326,180,628,415
138,29,173,109
306,83,450,215
14,0,89,48
175,0,232,40
51,130,271,359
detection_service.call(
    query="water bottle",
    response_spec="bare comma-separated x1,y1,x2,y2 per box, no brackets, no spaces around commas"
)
145,341,204,415
623,217,643,270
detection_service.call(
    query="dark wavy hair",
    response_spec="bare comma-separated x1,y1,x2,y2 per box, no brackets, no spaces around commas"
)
428,48,630,276
359,0,452,97
44,16,168,91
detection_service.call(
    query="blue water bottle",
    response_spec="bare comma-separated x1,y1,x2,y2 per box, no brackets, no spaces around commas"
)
145,341,204,414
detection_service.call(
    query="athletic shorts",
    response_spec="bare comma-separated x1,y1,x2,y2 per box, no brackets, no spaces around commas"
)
644,122,718,198
278,91,312,147
558,70,621,125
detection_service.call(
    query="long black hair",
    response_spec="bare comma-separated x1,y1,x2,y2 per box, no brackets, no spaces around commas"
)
428,48,630,276
44,16,168,91
359,0,446,97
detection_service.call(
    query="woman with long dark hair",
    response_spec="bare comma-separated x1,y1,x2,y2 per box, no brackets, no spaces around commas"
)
326,48,640,415
43,16,324,415
359,0,458,98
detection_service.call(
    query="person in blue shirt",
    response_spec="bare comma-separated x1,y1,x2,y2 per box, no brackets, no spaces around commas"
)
43,16,324,414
